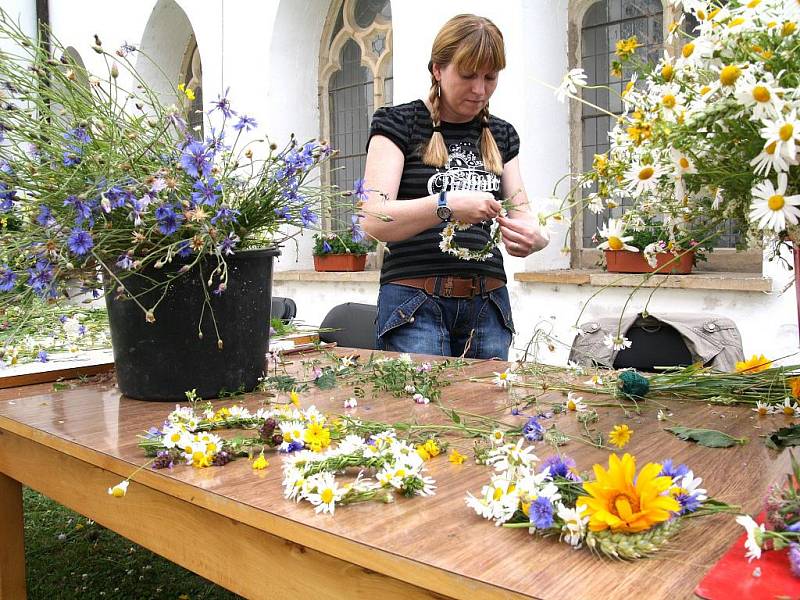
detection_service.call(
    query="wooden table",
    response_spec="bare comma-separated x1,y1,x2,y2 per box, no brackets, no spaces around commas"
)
0,351,791,599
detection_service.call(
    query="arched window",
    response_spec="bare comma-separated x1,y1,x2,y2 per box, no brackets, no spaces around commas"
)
180,35,203,139
319,0,392,231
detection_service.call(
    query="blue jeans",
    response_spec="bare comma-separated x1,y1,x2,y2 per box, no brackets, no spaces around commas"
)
375,283,515,359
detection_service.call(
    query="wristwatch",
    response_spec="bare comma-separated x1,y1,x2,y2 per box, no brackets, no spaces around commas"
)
436,190,452,222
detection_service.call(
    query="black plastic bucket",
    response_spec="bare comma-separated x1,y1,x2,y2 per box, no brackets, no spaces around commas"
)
105,248,279,400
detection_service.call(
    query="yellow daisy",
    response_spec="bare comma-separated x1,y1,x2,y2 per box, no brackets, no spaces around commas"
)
609,424,633,449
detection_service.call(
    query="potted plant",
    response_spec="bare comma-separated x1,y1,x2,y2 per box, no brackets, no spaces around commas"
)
312,232,371,272
0,11,354,399
595,218,706,274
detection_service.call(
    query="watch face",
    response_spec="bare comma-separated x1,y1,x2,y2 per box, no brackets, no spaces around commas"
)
436,205,452,221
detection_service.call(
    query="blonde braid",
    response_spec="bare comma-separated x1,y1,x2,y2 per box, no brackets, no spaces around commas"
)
421,76,448,168
479,103,503,175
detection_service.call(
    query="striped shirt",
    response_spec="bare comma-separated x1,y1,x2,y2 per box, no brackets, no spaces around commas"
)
367,99,520,285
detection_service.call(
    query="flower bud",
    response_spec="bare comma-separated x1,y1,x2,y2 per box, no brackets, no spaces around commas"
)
217,339,224,350
145,311,156,323
92,45,103,54
245,149,253,159
65,69,76,81
178,265,190,274
110,63,119,78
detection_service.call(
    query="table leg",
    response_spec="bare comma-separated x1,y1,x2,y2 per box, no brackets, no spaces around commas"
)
0,472,26,599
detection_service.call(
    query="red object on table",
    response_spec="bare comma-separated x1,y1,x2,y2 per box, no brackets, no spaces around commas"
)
695,513,800,599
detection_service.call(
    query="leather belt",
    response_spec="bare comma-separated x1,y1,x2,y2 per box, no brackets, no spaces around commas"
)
390,275,505,298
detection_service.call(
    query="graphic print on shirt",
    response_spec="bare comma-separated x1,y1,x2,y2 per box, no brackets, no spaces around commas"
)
426,143,500,195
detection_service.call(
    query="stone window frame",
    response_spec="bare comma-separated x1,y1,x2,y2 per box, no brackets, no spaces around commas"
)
566,0,761,272
318,0,393,234
180,33,203,140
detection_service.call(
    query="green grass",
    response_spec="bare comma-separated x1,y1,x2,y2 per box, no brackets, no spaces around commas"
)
24,488,241,599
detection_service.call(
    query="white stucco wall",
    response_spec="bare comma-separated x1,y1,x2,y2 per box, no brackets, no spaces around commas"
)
15,0,800,363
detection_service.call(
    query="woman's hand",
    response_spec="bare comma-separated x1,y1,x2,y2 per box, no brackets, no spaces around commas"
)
497,213,549,257
446,191,503,225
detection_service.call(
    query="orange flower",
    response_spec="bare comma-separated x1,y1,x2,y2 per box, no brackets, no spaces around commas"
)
788,377,800,399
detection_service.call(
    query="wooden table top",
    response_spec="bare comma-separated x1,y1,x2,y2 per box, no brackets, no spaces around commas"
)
0,351,791,600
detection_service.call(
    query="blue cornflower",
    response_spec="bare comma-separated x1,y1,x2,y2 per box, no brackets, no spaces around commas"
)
218,233,240,256
176,241,192,258
522,416,544,442
68,126,91,144
350,214,367,244
210,205,240,226
233,114,257,131
274,206,291,220
77,325,87,336
659,459,689,480
281,440,304,453
116,254,134,270
353,178,368,202
63,195,94,226
281,187,304,203
66,228,94,256
26,260,54,296
179,140,214,179
0,158,12,174
36,205,55,227
529,497,554,529
0,181,16,206
322,240,332,254
154,206,183,236
118,41,137,56
675,492,703,515
62,126,91,167
209,88,235,118
191,177,221,206
36,350,48,363
540,455,580,481
300,206,318,226
787,522,800,533
58,315,68,324
0,265,17,292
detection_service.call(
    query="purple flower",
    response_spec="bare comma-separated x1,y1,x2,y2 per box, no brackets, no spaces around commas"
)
511,407,521,416
63,195,94,226
540,455,580,481
281,440,304,453
118,41,137,56
350,214,367,243
155,206,183,236
77,324,87,336
0,182,16,209
179,140,214,179
191,177,221,206
152,450,175,470
675,492,703,515
66,228,94,256
353,178,368,202
26,259,55,296
62,126,91,167
210,205,239,226
116,254,134,270
659,459,689,480
176,241,192,258
36,350,48,363
790,543,800,577
233,115,257,131
322,240,332,253
274,206,291,220
529,497,554,529
36,205,55,227
522,416,544,442
300,206,317,226
0,265,17,292
209,88,235,118
59,315,68,324
218,232,240,256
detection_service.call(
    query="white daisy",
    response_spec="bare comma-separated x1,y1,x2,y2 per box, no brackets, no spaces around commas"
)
596,219,640,252
676,35,714,68
752,400,773,416
107,480,129,497
750,139,793,177
566,391,587,412
492,368,519,388
735,75,784,121
670,148,697,177
306,473,343,515
557,503,589,548
625,162,664,195
555,68,588,103
584,374,604,386
603,333,632,351
760,111,800,164
779,397,800,417
735,515,765,562
748,173,800,232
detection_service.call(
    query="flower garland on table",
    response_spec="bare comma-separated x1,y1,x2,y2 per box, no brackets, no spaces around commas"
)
466,441,733,559
138,400,335,468
283,429,436,514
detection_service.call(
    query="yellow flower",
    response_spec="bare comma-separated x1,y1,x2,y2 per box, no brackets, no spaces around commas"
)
448,449,466,464
577,453,680,533
615,36,639,59
213,407,231,421
185,87,195,101
252,452,269,470
289,389,301,408
423,439,440,457
736,354,772,373
416,446,430,460
303,422,331,452
107,480,129,498
191,451,212,468
608,424,633,448
788,377,800,398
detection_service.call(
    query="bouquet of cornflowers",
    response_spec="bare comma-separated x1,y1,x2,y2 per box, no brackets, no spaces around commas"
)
282,429,436,514
467,442,732,559
559,0,800,259
138,400,336,468
0,10,348,327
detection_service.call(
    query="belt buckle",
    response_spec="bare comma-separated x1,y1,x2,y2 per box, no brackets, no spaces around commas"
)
441,276,454,297
470,275,481,298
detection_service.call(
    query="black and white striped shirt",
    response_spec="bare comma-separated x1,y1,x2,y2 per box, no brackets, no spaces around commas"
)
367,99,520,285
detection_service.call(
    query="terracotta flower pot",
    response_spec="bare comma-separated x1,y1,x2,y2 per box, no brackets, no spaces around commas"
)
313,253,367,272
604,250,694,274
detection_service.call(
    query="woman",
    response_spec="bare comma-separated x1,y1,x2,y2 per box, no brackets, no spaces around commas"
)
361,14,548,360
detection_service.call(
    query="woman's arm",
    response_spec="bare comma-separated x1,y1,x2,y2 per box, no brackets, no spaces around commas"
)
497,156,550,257
360,135,502,243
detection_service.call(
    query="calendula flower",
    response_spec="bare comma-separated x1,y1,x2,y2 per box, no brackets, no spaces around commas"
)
107,480,129,497
493,368,519,388
735,514,765,561
252,452,269,470
449,449,467,464
749,173,800,233
603,332,632,351
597,219,639,252
577,453,679,533
789,377,800,398
608,424,633,448
735,354,772,373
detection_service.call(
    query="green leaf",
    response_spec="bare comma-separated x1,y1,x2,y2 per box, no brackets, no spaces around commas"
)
765,424,800,450
315,370,337,390
665,426,746,448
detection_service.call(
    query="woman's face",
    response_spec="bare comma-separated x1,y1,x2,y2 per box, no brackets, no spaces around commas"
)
433,62,499,122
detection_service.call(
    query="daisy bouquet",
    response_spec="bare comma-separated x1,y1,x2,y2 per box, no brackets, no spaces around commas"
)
561,0,800,261
138,400,337,468
467,442,732,558
282,429,436,514
0,10,348,328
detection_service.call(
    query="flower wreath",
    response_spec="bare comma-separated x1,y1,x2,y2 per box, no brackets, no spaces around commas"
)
439,210,505,262
283,429,436,514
